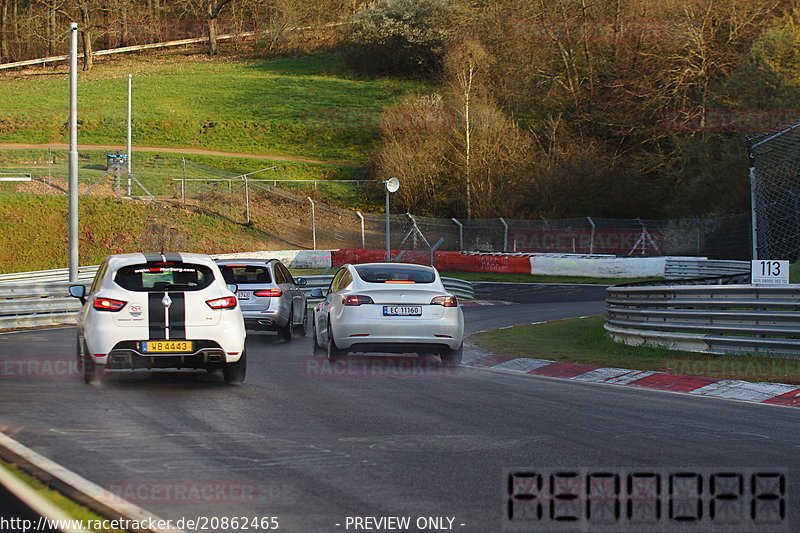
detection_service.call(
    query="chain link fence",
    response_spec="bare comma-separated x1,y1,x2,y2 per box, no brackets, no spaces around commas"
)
748,123,800,261
1,151,751,259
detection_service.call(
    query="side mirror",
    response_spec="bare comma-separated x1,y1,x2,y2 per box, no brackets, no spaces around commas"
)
296,277,307,287
227,283,238,293
309,288,324,299
69,284,86,304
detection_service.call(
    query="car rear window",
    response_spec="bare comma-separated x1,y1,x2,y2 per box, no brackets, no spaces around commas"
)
354,264,435,284
114,263,214,292
218,265,272,285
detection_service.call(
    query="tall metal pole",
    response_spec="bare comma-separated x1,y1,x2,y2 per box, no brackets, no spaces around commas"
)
385,188,390,261
181,157,187,207
244,176,250,224
749,155,758,260
68,23,79,282
126,74,132,196
308,197,316,250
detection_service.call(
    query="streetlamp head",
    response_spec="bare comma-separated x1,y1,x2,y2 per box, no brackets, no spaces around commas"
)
385,177,400,193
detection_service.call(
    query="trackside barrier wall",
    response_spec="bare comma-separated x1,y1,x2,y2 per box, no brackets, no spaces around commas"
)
606,284,800,357
331,249,751,280
0,276,474,331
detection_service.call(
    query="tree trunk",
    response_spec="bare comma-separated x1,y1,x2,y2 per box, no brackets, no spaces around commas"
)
81,28,93,70
207,10,218,55
47,1,55,56
79,3,93,71
0,0,7,62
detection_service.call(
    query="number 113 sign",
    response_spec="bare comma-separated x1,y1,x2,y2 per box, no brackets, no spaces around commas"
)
751,260,789,284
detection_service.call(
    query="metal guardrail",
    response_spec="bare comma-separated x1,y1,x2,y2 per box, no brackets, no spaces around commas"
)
664,258,750,280
0,276,474,331
606,284,800,357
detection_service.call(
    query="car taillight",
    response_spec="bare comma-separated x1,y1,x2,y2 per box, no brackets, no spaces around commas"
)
93,297,126,311
343,295,374,306
254,289,282,297
431,295,458,307
206,296,238,309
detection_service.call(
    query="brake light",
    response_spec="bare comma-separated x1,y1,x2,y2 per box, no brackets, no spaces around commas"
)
206,296,238,309
254,289,282,297
93,297,126,311
343,295,374,306
431,295,458,307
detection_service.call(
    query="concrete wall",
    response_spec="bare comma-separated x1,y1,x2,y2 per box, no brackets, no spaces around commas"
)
530,255,667,278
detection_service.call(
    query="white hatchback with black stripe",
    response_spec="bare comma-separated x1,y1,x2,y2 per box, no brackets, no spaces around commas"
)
69,252,247,384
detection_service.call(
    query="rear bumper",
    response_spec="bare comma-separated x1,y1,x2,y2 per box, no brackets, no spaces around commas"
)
243,312,287,330
94,340,242,368
344,342,459,355
333,316,464,351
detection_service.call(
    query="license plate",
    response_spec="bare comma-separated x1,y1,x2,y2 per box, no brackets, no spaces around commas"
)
141,341,193,353
383,305,422,316
237,291,251,300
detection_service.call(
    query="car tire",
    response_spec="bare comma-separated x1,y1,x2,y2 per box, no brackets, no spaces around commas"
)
294,308,308,337
440,344,463,368
76,336,84,374
223,350,247,384
326,326,345,360
82,344,101,384
280,312,294,342
312,317,325,356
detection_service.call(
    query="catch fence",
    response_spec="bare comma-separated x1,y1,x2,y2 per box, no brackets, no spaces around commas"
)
0,151,750,258
748,123,800,261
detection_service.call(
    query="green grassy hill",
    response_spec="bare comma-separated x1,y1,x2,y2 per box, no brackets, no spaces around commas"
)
0,52,430,273
0,54,425,163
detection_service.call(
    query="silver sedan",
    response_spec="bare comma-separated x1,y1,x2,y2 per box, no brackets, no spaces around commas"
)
310,262,464,366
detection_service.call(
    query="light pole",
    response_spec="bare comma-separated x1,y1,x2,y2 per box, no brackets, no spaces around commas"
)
383,178,399,260
126,74,132,196
68,23,79,282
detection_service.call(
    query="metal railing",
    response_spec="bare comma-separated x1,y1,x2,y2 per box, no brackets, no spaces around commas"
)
0,276,474,331
606,284,800,357
664,258,750,280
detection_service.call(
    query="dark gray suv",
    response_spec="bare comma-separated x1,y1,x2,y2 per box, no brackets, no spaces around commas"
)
216,259,307,341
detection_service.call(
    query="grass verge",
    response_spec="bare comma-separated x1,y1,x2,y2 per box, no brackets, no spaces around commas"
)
470,316,800,385
1,462,124,532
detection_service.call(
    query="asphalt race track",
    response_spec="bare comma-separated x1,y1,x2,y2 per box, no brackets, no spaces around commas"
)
0,284,798,532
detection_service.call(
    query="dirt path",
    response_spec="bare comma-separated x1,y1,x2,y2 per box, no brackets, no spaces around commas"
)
0,143,363,168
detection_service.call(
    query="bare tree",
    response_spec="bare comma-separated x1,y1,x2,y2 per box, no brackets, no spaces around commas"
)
178,0,237,55
443,37,492,218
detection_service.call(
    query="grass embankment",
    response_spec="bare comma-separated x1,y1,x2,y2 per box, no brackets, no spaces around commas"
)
0,54,425,163
471,316,800,385
0,194,277,272
1,462,123,532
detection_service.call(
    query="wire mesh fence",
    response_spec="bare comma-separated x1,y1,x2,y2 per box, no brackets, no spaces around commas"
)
747,124,800,261
0,151,751,259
